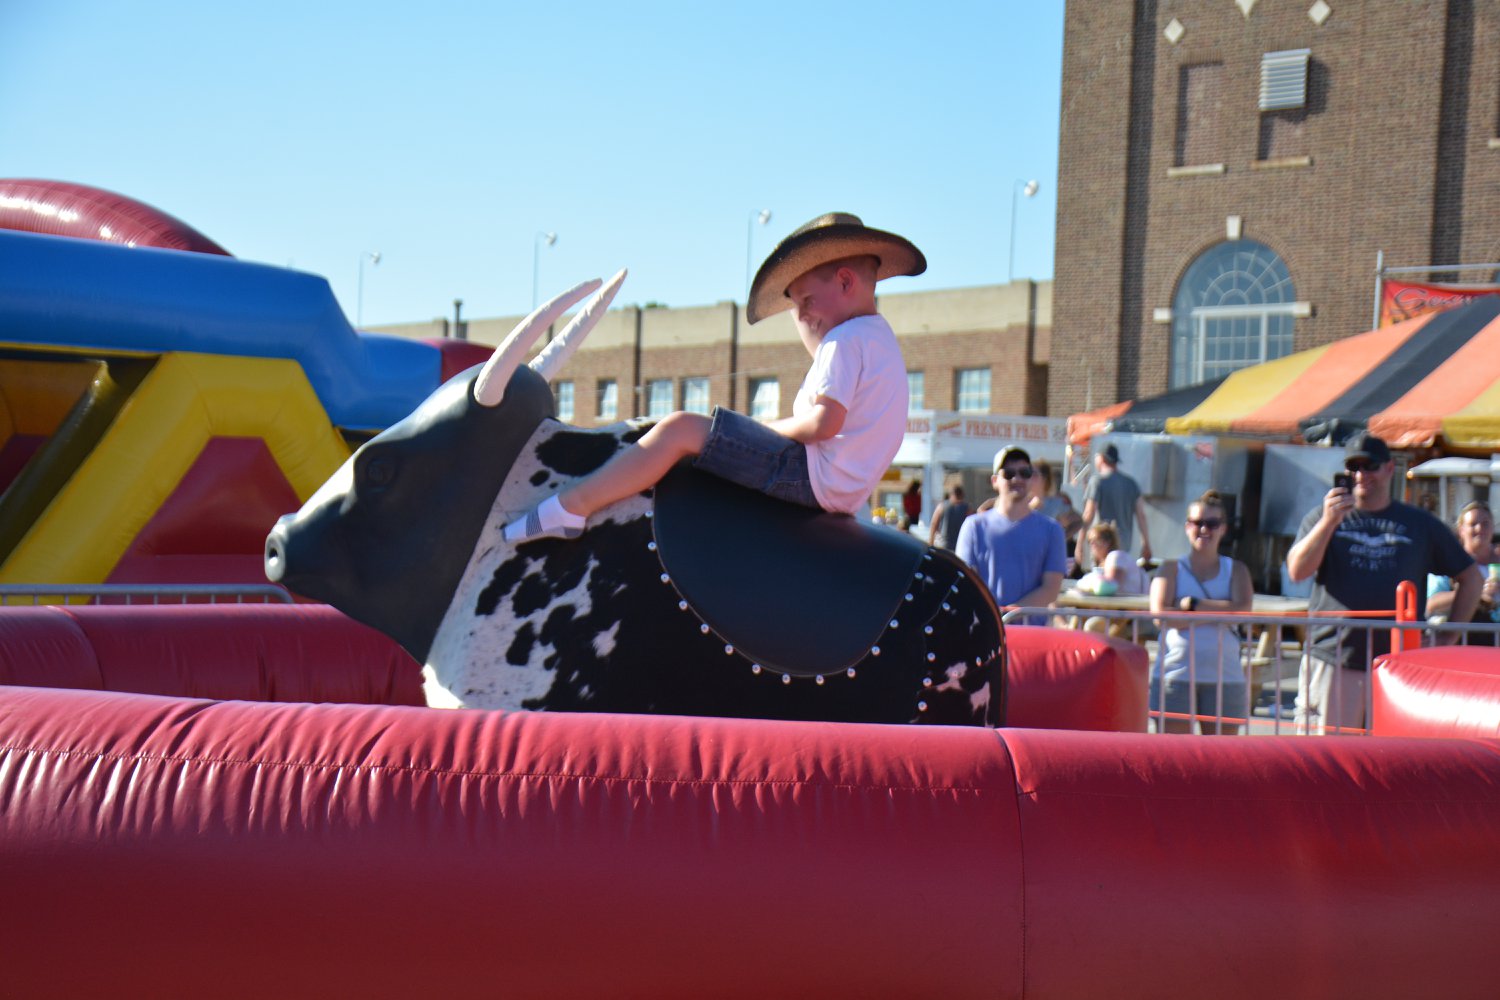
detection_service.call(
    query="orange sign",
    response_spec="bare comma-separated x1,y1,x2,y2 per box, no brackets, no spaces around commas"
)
1380,277,1500,326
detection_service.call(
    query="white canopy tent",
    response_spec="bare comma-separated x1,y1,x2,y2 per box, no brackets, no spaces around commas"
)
1405,454,1500,521
892,410,1069,526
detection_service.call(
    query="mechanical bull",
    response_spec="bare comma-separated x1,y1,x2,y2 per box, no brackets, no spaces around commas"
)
265,274,1005,725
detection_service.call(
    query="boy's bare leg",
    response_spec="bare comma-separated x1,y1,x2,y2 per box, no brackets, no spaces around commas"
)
560,411,711,518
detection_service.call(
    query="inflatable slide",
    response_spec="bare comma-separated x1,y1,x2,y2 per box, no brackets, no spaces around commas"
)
0,180,489,589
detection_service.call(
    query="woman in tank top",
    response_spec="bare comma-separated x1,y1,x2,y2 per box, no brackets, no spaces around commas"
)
1148,491,1253,735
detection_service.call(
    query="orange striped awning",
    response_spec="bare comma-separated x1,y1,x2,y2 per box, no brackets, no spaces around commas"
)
1069,297,1500,450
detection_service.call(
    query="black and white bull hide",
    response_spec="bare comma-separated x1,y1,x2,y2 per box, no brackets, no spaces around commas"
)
265,275,1005,726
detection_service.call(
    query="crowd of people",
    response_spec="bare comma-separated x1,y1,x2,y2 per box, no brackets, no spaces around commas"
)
923,432,1496,737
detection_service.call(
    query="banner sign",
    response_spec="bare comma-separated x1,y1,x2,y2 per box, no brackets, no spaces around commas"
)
895,410,1068,469
905,412,1067,445
1380,277,1500,326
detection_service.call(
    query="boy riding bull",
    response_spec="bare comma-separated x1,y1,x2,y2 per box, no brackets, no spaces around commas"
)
506,212,924,543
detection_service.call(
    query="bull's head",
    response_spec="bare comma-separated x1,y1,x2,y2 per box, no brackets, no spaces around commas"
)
264,272,626,661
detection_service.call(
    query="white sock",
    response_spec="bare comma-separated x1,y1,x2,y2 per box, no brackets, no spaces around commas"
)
541,495,586,530
504,494,586,543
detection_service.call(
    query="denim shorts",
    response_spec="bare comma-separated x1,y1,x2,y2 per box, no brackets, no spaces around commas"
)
1149,676,1248,730
692,406,820,509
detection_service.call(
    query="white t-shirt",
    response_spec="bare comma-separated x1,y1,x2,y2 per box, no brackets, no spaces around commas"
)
794,314,908,514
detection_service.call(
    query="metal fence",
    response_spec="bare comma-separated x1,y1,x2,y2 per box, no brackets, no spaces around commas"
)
0,583,294,606
1004,605,1500,737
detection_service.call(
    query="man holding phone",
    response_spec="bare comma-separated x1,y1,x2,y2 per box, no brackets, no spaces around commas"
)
1286,432,1480,734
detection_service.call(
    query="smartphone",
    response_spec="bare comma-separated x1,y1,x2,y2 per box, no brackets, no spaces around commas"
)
1334,472,1353,491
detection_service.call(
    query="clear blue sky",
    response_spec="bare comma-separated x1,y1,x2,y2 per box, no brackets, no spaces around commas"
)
2,2,1064,327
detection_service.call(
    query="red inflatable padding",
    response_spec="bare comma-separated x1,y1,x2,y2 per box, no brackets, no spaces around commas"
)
0,606,103,690
3,687,1499,998
1005,728,1500,998
1373,646,1500,738
0,605,423,705
1005,625,1148,731
0,687,1021,999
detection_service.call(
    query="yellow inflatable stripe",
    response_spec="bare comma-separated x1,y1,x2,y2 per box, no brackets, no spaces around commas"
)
1441,377,1500,451
1165,346,1330,436
0,353,348,584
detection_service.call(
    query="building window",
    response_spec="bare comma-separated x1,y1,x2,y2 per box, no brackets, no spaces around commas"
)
907,370,925,411
646,379,673,418
1171,239,1296,389
554,380,574,422
748,378,779,421
597,379,618,421
1174,62,1225,167
955,368,990,413
682,376,710,415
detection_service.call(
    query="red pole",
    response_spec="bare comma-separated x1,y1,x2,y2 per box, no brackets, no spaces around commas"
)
1393,580,1420,651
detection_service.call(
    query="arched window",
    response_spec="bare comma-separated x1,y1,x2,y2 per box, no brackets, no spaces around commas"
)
1171,240,1296,388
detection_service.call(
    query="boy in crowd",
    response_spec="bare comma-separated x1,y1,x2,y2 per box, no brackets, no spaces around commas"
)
505,213,923,542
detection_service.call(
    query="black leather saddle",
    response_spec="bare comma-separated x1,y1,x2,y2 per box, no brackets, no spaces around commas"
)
651,464,927,677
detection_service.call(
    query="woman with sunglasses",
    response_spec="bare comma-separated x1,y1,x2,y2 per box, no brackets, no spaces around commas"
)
1149,491,1253,735
1427,500,1500,644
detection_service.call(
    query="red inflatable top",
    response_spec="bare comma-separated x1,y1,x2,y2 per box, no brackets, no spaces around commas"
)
0,179,230,255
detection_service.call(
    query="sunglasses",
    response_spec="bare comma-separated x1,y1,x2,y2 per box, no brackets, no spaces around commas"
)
1344,459,1385,473
1187,518,1224,530
1000,467,1034,481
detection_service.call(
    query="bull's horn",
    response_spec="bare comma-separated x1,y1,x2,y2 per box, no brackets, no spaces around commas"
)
530,268,627,382
473,277,603,407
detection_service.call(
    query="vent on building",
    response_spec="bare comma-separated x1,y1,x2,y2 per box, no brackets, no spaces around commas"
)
1259,49,1310,111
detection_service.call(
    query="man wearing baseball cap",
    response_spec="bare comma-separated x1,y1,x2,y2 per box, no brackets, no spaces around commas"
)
956,446,1066,625
1286,431,1480,734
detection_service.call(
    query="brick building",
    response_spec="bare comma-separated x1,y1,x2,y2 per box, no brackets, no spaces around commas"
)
1051,1,1500,418
371,280,1051,428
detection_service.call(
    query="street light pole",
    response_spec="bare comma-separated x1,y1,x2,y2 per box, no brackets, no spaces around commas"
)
745,209,772,298
1008,179,1039,283
533,231,557,310
357,250,381,327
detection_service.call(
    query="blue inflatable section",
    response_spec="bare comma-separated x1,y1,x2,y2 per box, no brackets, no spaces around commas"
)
0,229,441,430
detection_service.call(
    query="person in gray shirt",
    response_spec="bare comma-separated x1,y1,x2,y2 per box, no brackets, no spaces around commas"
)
928,486,971,550
1076,443,1152,570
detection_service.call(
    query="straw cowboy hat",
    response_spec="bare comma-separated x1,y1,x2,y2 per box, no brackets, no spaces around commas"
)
747,212,926,324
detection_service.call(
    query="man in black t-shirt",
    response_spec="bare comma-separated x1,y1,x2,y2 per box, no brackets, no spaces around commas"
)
1286,433,1480,734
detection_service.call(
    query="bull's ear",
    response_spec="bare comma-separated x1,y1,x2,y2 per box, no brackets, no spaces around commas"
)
531,269,627,382
474,277,603,408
